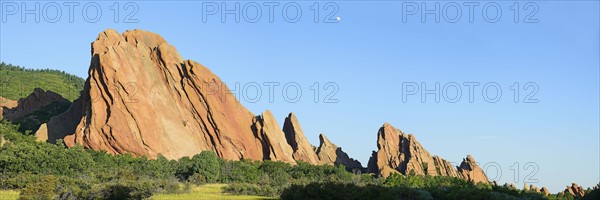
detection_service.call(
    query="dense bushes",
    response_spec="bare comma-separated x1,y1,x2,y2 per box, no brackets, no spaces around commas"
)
0,121,188,199
280,174,550,200
385,174,548,200
219,161,378,197
175,151,222,183
14,174,186,200
281,182,435,200
223,183,280,197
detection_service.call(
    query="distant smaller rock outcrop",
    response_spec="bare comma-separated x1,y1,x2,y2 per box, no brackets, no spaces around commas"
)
368,123,446,177
35,123,48,142
564,183,585,197
503,183,517,190
282,112,320,164
3,88,68,121
40,98,83,143
316,133,363,171
531,185,540,193
433,155,461,177
541,186,550,196
252,110,296,164
457,155,489,183
368,123,457,177
0,96,18,119
367,123,488,183
523,184,541,193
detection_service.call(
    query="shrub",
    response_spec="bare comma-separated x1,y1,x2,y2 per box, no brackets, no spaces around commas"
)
280,182,399,200
224,183,280,197
18,175,59,200
188,173,207,185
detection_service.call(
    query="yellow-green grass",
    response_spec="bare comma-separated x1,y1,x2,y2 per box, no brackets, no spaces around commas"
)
152,184,277,200
0,190,19,200
0,184,275,200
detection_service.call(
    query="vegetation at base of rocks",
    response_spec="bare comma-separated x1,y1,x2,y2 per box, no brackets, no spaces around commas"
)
0,121,189,199
0,62,84,101
0,121,366,199
280,175,600,200
1,121,598,199
281,182,432,200
382,174,548,200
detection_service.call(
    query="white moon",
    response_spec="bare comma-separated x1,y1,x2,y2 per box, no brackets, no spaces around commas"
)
336,17,341,21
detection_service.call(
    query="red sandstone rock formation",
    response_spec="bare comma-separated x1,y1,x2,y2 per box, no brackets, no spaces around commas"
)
3,88,68,121
282,112,320,164
564,183,585,197
252,110,296,164
316,133,363,170
42,29,300,162
457,155,489,183
367,123,488,183
0,96,17,119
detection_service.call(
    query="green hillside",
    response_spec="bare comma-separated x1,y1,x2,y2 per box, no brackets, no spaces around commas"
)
0,62,84,101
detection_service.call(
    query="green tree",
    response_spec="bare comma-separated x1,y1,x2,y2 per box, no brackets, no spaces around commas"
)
190,151,222,183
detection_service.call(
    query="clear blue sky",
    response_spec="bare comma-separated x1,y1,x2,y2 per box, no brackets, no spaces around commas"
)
1,0,598,192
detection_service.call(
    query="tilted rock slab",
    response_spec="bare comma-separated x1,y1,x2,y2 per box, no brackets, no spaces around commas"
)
367,123,450,177
251,110,296,164
282,112,320,164
458,154,489,183
564,183,585,197
368,123,488,183
45,29,298,161
433,155,461,177
316,133,363,170
3,88,68,121
541,187,550,196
